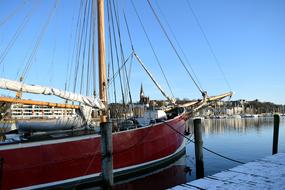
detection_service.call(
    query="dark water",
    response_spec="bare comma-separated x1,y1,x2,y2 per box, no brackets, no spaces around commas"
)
113,117,285,190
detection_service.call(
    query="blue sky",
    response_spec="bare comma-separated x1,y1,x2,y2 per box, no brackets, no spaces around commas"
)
0,0,284,104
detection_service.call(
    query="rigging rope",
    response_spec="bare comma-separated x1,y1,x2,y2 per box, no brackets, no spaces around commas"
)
0,1,26,28
121,11,136,100
154,0,203,91
86,7,92,96
91,0,97,97
185,0,232,91
48,31,56,84
108,0,125,105
65,12,75,93
79,0,92,95
66,0,84,94
0,1,39,66
134,51,176,104
128,53,134,95
122,8,136,108
85,0,93,96
122,10,133,51
163,119,245,164
107,52,133,87
73,0,87,94
21,0,59,80
107,0,117,103
79,0,89,94
146,0,204,95
88,0,97,97
49,5,60,85
130,0,175,99
111,0,133,107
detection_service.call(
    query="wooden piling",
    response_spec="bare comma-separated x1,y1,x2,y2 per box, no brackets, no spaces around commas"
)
272,114,280,155
184,120,190,135
194,118,204,179
100,122,113,188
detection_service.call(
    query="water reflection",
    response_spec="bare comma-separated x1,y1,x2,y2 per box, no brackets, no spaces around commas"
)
113,164,187,190
185,117,285,182
188,117,279,135
95,117,285,190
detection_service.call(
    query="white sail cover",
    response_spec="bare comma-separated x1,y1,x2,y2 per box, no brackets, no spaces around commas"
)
0,78,105,109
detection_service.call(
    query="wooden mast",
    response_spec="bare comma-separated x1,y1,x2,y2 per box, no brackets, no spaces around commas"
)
98,1,113,187
98,0,107,122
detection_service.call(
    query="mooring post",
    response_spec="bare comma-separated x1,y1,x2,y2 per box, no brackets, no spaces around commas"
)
100,122,113,188
184,119,190,135
194,118,204,179
272,114,280,155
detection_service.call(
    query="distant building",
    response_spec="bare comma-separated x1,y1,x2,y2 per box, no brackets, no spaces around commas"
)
139,84,149,105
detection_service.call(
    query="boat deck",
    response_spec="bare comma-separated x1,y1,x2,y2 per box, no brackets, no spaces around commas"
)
0,128,99,145
171,153,285,189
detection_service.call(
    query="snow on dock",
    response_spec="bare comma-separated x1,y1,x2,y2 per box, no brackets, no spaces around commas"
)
171,153,285,190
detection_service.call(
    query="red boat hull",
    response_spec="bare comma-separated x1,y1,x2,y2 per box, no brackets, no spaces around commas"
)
0,115,185,189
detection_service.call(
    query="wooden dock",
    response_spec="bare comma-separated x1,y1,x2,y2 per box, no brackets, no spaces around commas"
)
171,153,285,189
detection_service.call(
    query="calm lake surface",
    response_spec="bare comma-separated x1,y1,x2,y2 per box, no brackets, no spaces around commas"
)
113,117,285,190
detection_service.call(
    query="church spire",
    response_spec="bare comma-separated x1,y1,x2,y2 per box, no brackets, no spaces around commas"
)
140,83,144,98
139,83,149,105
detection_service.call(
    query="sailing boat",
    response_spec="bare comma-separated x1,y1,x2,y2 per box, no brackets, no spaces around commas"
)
0,0,232,189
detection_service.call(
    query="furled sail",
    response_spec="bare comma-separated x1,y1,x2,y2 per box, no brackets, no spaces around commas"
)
0,78,105,109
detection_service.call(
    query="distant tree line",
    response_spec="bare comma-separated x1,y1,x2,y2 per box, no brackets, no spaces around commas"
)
245,99,284,113
173,98,285,114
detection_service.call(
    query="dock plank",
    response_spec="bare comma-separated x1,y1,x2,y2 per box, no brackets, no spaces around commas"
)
170,153,285,190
